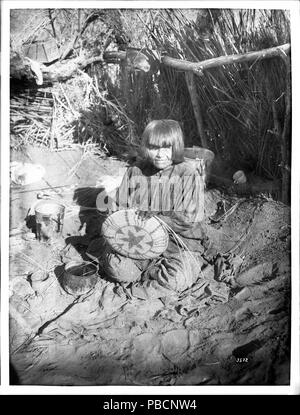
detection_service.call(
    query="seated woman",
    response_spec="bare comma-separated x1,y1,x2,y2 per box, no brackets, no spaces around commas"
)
95,119,210,300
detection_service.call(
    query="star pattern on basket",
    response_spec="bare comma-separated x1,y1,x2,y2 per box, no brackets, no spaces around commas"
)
116,226,154,252
102,210,169,259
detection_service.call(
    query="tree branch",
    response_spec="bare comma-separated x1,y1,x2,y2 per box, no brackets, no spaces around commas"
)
60,11,103,61
48,9,58,44
161,43,291,74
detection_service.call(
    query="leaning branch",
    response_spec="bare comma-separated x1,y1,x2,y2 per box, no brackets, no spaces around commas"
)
42,55,105,83
161,43,291,74
60,11,103,61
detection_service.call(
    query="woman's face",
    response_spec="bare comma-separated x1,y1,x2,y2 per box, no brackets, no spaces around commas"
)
147,144,173,170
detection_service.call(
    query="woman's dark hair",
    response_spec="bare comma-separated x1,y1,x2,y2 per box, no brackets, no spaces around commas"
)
140,119,185,164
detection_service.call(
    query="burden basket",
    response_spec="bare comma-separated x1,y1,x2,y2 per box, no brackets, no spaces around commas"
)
184,146,215,176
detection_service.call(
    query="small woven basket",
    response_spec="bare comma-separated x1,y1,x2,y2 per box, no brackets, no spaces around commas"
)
101,209,169,260
184,146,215,178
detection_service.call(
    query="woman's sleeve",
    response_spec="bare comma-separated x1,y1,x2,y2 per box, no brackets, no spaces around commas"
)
157,169,204,234
111,166,144,212
114,167,133,211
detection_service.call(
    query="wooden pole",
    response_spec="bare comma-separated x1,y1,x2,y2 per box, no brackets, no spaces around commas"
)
185,71,208,148
162,43,291,74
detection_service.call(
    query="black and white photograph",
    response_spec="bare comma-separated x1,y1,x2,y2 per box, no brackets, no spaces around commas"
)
1,0,299,392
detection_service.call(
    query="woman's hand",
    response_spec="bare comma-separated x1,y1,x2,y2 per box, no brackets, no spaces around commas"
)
136,210,155,220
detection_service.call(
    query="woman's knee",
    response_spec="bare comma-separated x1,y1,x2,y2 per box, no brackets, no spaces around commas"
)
150,252,201,292
104,253,142,283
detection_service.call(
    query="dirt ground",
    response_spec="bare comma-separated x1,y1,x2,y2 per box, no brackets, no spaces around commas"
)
9,146,291,386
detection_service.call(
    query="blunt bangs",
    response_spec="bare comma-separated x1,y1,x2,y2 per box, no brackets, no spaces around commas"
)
148,132,174,148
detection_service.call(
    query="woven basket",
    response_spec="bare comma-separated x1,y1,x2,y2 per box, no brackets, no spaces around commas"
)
101,209,169,260
184,146,215,176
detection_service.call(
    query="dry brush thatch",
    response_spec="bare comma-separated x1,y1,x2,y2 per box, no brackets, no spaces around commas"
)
10,8,291,202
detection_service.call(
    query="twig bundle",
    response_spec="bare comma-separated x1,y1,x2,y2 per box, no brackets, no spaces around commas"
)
10,69,139,158
10,89,54,148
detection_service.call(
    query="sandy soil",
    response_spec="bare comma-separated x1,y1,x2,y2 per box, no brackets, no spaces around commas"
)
9,146,291,386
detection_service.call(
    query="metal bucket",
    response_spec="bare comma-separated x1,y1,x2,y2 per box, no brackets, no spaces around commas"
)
61,261,99,296
34,200,65,242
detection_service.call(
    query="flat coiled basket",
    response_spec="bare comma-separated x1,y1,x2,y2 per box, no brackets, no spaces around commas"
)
101,209,169,260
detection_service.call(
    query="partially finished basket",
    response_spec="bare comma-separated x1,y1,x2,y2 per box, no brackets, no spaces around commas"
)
101,209,169,260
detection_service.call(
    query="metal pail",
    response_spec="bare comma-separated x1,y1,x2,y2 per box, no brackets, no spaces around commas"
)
34,200,65,242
